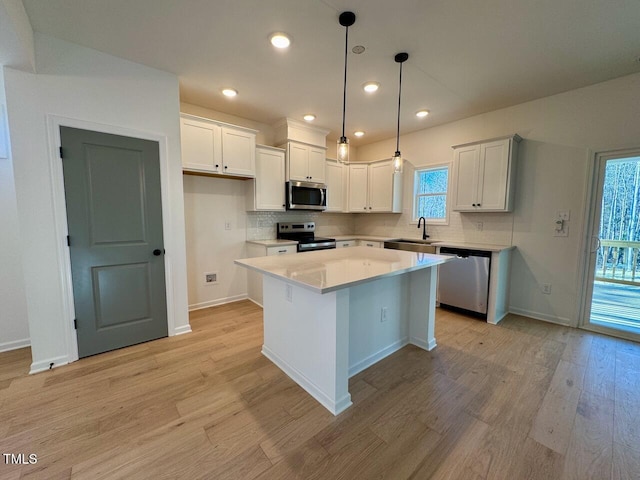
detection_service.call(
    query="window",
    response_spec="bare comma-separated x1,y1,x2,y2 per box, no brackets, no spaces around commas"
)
413,165,449,223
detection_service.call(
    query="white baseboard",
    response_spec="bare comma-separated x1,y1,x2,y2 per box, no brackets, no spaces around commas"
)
247,297,263,308
30,355,70,374
262,345,352,416
349,337,408,378
410,336,437,351
508,307,571,326
0,338,30,353
172,325,192,336
188,293,248,312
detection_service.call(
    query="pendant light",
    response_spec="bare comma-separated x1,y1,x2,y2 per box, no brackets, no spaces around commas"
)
337,11,356,165
392,52,409,173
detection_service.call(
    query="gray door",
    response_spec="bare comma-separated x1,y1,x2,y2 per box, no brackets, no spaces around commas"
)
61,126,168,358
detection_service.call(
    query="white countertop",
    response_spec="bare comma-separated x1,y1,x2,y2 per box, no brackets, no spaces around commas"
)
235,246,451,294
333,235,395,242
246,239,298,247
247,236,514,252
431,241,514,252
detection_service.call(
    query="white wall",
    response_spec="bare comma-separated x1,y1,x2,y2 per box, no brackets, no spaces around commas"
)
356,72,640,326
183,175,249,309
4,34,190,372
0,68,30,352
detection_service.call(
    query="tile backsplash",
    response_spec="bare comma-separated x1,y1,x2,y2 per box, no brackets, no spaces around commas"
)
246,212,355,240
246,209,514,246
353,209,514,245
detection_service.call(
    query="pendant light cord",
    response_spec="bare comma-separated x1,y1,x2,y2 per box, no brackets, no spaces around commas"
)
341,25,349,139
396,61,403,153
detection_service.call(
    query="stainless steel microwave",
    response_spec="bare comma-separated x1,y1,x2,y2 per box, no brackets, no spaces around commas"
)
286,181,327,211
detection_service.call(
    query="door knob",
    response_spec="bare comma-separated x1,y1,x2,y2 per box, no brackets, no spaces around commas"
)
153,249,164,256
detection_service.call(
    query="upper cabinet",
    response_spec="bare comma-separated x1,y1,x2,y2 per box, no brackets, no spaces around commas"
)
285,141,326,183
246,145,286,211
180,113,257,178
325,159,347,212
347,160,402,213
273,118,329,185
451,134,521,212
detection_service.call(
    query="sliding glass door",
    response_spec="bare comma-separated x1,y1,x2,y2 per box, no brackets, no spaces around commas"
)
580,149,640,339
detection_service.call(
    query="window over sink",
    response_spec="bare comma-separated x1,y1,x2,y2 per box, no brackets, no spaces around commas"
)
413,164,449,224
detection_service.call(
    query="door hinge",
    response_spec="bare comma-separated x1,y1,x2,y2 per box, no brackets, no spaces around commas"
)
73,319,77,330
66,235,70,246
59,146,64,159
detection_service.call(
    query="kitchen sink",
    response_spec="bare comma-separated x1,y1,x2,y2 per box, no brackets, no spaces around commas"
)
384,238,436,253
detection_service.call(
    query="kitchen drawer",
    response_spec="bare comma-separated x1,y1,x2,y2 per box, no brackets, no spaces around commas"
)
336,240,355,248
358,240,382,248
266,245,297,256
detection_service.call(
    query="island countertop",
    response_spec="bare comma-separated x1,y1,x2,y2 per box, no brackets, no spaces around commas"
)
235,246,451,294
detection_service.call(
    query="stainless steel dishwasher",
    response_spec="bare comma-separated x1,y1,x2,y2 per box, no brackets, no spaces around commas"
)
437,247,491,318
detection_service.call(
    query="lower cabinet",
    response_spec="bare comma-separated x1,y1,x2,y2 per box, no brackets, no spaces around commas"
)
336,240,356,248
246,243,296,305
358,240,382,248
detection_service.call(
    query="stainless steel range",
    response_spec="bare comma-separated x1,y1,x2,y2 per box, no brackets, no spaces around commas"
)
277,222,336,252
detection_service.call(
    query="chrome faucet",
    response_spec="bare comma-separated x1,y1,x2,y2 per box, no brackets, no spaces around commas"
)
417,217,429,240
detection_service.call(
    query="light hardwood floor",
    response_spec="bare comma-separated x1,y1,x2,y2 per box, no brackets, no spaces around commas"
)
1,301,639,479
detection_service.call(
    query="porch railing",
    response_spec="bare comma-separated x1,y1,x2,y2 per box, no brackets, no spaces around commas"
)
596,240,640,286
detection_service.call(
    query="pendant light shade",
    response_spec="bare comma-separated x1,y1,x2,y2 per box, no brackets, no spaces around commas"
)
393,52,409,173
337,11,356,165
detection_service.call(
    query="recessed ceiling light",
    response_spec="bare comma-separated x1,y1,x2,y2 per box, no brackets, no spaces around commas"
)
222,88,238,97
415,109,430,118
363,82,380,93
303,114,316,122
354,131,365,137
269,32,291,49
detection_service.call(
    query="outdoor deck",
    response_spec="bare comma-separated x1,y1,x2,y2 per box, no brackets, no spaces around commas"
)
591,281,640,332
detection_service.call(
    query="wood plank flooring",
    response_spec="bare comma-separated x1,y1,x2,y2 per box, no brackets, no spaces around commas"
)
1,301,639,479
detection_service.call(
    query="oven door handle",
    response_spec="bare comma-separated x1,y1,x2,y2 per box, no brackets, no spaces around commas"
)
320,188,325,207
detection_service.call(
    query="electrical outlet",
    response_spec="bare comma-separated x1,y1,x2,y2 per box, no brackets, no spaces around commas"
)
204,272,218,285
286,284,293,303
541,283,552,294
381,307,388,322
556,210,570,221
224,221,231,230
476,222,483,231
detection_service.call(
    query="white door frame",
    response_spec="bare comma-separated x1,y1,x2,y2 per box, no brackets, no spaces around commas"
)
45,114,180,364
577,146,640,341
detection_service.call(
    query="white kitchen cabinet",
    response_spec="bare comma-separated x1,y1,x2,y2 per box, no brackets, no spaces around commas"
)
221,127,256,176
336,240,355,248
451,135,521,212
246,242,297,305
348,163,369,212
325,159,347,212
347,160,402,213
246,145,285,211
284,141,326,183
180,113,257,178
357,240,382,248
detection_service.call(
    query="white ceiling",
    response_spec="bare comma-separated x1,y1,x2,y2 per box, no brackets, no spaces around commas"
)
21,0,640,146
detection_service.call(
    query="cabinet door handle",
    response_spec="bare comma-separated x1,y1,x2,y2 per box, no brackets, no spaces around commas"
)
477,203,481,207
224,165,228,169
369,207,372,210
215,164,219,168
472,203,476,206
363,207,367,210
278,250,287,253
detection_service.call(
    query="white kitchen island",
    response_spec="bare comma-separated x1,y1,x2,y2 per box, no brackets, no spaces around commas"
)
234,246,451,415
